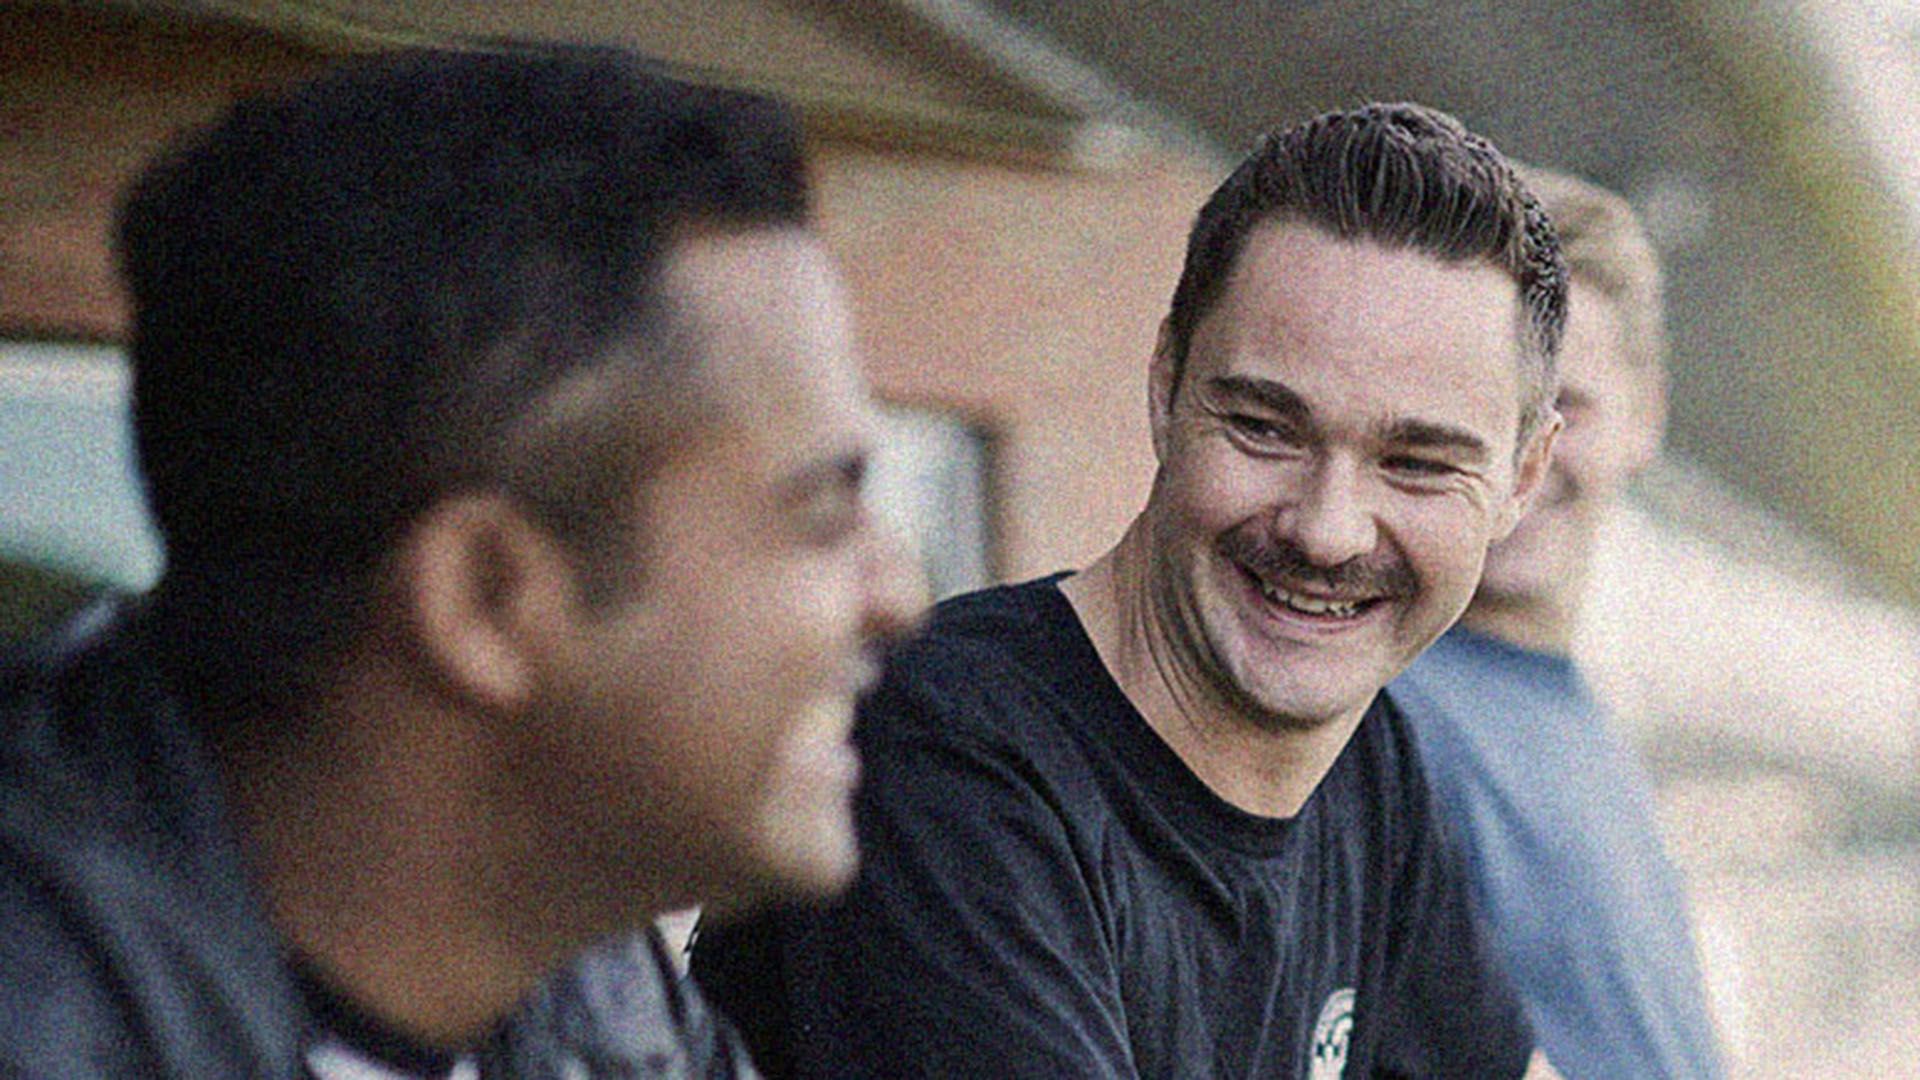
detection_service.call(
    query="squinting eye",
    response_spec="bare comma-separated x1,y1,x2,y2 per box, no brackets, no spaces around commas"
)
1386,456,1457,477
1228,415,1295,443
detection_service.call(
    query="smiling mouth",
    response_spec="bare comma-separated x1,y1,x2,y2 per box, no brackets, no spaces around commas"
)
1250,575,1383,620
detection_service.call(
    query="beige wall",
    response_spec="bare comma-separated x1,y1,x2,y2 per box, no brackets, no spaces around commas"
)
0,3,1216,580
0,6,326,336
814,145,1214,577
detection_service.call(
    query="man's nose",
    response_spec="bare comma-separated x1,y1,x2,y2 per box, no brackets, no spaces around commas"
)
1275,457,1378,569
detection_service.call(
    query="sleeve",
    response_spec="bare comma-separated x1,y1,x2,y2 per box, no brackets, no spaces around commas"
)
1369,769,1535,1080
692,676,1137,1079
0,783,305,1079
0,844,166,1079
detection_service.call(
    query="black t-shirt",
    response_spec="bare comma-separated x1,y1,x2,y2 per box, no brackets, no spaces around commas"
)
693,575,1531,1079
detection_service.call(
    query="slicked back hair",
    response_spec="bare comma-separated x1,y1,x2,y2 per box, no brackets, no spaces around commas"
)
1519,166,1667,374
1164,102,1567,440
117,46,809,725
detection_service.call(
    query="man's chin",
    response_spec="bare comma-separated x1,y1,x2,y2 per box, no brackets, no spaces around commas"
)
786,842,860,900
1231,670,1382,733
760,799,861,897
698,818,857,921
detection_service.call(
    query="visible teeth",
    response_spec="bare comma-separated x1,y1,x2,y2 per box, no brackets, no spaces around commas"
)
1260,582,1363,618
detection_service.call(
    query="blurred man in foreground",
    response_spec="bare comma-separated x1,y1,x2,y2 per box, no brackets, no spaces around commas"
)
1388,167,1723,1078
0,47,915,1078
695,103,1566,1078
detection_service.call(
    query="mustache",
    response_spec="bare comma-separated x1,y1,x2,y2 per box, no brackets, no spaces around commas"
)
1216,528,1416,597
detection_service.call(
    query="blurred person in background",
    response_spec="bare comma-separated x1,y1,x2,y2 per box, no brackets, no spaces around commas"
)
1388,166,1723,1079
0,47,916,1078
693,102,1567,1079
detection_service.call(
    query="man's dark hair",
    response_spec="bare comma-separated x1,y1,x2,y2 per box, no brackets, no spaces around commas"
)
116,46,809,724
1520,165,1667,375
1163,102,1567,437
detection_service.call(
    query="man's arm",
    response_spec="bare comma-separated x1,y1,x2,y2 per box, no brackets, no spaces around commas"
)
693,679,1136,1079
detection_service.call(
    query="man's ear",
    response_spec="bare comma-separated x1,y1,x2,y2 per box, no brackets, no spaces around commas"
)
1149,318,1179,464
392,494,578,712
1495,410,1563,540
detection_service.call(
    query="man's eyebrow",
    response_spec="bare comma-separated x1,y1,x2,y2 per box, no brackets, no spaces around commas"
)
1382,418,1492,462
1203,375,1312,423
1206,374,1494,462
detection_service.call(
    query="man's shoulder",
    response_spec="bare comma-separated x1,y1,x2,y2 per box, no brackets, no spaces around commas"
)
0,600,210,838
901,573,1076,665
853,572,1132,825
2,600,156,825
1316,694,1435,837
0,603,308,1078
868,573,1088,732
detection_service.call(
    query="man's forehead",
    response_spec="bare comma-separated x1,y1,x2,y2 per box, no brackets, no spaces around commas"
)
1221,224,1520,332
662,225,843,314
1195,224,1531,452
1215,227,1524,355
647,230,877,479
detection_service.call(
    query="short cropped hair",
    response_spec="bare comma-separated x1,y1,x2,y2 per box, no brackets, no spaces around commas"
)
1520,166,1667,373
117,47,809,721
1164,102,1567,437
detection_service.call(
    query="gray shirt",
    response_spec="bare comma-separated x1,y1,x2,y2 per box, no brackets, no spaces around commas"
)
1390,627,1723,1080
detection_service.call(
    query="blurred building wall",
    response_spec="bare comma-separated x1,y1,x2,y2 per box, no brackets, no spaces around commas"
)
812,143,1204,578
0,1,1214,581
0,6,327,336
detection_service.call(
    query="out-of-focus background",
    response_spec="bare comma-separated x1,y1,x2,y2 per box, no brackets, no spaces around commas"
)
3,1,1916,1074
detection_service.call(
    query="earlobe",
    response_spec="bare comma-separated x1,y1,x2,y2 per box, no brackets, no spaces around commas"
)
397,495,575,712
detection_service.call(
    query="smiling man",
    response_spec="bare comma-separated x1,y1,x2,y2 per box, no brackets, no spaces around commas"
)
694,103,1565,1078
0,48,917,1078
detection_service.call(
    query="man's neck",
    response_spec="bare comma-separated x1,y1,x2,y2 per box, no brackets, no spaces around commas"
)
1061,521,1366,819
212,662,607,1051
1456,589,1579,657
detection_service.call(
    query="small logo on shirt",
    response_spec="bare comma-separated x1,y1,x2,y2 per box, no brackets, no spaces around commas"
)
1307,987,1356,1080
